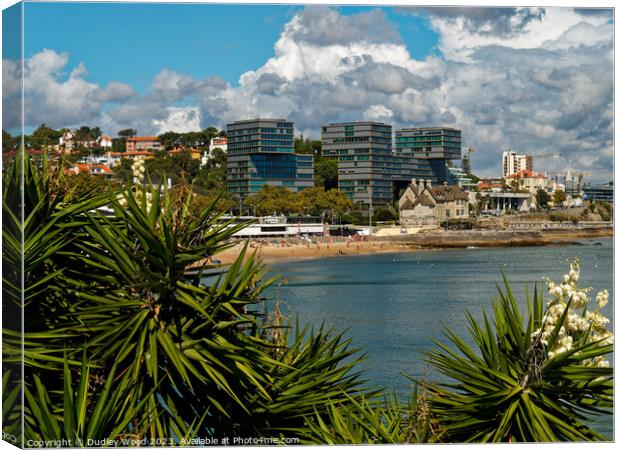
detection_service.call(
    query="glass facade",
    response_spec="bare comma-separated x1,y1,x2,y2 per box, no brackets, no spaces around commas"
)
226,119,314,196
321,123,463,205
395,127,462,184
321,122,444,205
395,127,462,160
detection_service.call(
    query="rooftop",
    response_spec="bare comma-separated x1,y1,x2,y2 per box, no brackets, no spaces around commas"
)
127,136,159,141
324,121,391,127
505,169,546,179
228,118,289,125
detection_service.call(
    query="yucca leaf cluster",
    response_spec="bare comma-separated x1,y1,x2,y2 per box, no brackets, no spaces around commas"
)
426,269,613,442
1,153,613,445
2,154,371,445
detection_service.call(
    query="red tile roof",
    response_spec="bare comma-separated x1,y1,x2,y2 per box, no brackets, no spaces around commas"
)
108,151,154,156
478,182,504,189
505,169,546,179
68,163,113,174
127,136,159,141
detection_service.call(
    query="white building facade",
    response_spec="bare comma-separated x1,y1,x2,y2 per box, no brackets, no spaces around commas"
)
503,151,533,178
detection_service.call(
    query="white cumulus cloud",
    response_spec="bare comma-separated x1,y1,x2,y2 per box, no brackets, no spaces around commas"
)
3,6,613,182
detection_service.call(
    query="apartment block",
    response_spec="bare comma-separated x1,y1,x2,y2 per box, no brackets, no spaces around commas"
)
226,119,314,197
321,122,437,206
395,127,462,183
502,150,533,178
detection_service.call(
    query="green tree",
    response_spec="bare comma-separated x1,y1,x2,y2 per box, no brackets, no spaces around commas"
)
294,137,321,155
374,207,398,222
74,126,97,143
2,129,16,153
158,131,181,149
171,151,200,182
111,137,125,152
553,189,567,206
314,155,338,190
193,149,227,192
117,128,137,138
144,152,174,183
29,124,62,149
245,184,303,216
536,189,551,209
299,187,353,222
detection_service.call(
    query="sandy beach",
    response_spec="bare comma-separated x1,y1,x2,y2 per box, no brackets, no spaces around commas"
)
215,239,404,264
213,227,613,265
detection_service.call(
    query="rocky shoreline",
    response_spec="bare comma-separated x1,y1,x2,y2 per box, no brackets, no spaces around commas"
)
378,227,613,249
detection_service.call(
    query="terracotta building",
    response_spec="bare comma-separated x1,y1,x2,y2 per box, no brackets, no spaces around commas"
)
125,136,162,152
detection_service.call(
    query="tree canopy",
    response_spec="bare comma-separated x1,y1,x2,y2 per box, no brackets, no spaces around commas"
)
553,189,567,206
536,189,551,209
244,185,353,220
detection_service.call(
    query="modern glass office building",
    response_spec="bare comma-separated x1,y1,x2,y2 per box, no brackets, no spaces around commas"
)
395,127,462,183
321,122,439,205
583,184,614,203
226,119,314,197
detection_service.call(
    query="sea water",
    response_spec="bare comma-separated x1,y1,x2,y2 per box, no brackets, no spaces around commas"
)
268,237,614,438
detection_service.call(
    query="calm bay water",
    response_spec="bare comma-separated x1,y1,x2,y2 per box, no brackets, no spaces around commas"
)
267,237,614,437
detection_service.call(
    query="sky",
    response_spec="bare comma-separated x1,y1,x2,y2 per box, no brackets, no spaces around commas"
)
2,1,615,181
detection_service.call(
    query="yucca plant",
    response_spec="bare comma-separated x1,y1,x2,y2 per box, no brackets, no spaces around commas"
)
3,153,110,367
3,154,374,443
299,385,438,444
23,354,151,447
3,152,111,442
425,263,613,442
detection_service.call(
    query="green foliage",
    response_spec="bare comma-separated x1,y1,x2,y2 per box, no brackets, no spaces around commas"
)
2,129,17,153
300,387,437,444
314,155,338,190
425,275,612,442
29,124,63,149
24,354,150,446
294,137,321,155
117,128,137,138
158,128,223,150
74,126,101,142
536,189,551,209
245,184,302,215
2,153,373,443
341,211,364,225
193,148,227,192
374,207,398,222
244,185,353,220
111,137,125,152
553,189,567,206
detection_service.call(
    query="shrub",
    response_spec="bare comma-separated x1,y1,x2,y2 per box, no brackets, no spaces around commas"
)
342,211,364,225
374,207,398,222
425,259,612,442
2,154,372,445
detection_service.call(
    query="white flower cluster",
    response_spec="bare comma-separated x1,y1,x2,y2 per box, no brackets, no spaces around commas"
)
116,157,153,212
118,188,154,212
531,258,613,366
132,156,146,185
